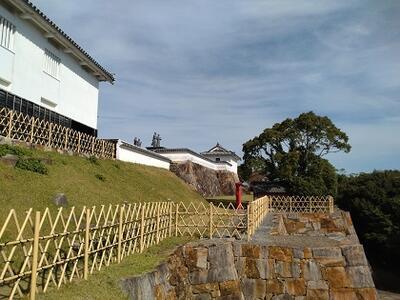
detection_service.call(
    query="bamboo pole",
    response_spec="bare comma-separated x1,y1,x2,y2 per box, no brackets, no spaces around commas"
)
7,110,13,138
329,196,334,214
84,208,90,280
64,128,69,150
30,117,35,144
247,202,251,241
47,123,53,147
77,132,82,154
29,211,41,300
91,136,95,155
140,204,145,253
156,204,160,244
209,203,213,239
168,203,173,237
175,203,179,237
117,205,124,263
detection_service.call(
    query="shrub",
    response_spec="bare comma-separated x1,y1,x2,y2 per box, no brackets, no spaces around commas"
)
0,144,32,157
15,158,48,175
88,155,99,165
95,173,106,181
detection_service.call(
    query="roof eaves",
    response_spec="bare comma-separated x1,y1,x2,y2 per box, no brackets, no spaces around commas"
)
15,0,115,83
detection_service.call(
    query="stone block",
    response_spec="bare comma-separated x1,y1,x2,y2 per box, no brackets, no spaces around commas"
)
266,279,284,295
184,246,208,270
307,281,328,290
241,278,266,299
341,245,368,267
275,261,292,278
271,293,294,300
194,293,212,300
0,154,18,167
237,257,272,280
347,266,375,288
285,278,306,296
53,193,68,207
322,267,350,288
219,280,241,296
189,269,208,285
312,247,345,267
242,244,261,259
302,261,322,281
330,288,357,300
192,283,219,295
355,288,378,300
306,289,329,300
207,243,238,282
232,242,242,257
312,247,342,258
269,246,293,262
293,248,304,259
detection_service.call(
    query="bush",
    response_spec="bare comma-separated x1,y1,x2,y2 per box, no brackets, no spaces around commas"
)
88,155,99,165
0,144,32,157
95,173,106,181
15,158,48,175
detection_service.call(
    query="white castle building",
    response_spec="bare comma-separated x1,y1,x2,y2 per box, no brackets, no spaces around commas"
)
0,0,113,136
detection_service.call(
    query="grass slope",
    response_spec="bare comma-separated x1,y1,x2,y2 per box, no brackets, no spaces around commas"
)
0,145,205,218
39,236,194,300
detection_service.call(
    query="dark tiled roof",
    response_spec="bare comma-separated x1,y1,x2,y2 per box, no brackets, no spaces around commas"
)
106,139,171,163
18,0,114,83
201,143,241,161
150,148,233,166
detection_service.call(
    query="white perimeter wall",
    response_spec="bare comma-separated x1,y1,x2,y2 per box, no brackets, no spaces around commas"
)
0,5,100,129
116,142,170,170
158,152,236,173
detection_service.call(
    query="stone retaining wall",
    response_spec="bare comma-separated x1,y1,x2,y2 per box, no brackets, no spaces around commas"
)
121,211,377,300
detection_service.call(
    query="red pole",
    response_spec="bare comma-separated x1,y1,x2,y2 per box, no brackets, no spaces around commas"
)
235,182,242,209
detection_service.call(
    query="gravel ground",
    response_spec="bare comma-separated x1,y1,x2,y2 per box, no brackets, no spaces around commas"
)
378,290,400,300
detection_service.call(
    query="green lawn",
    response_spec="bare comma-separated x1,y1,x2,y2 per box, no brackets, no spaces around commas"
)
39,236,195,300
0,144,206,220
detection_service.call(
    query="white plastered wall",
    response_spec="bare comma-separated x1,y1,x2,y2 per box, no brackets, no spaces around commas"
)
0,5,100,129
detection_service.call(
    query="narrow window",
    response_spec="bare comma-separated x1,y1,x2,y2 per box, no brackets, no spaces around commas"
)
0,16,15,51
44,49,61,79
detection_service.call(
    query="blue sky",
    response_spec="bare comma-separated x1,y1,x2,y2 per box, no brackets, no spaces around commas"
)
32,0,400,173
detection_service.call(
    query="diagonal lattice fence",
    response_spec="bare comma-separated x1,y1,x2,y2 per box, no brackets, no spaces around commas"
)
0,107,115,159
0,196,333,299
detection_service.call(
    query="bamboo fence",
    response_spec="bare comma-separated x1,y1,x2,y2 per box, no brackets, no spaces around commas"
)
0,107,115,159
0,196,333,299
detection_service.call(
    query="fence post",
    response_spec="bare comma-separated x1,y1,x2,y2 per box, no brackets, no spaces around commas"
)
64,128,69,150
309,198,313,213
30,117,35,144
329,196,334,214
7,110,13,138
29,211,40,300
140,204,145,253
168,203,173,237
209,203,213,239
289,197,292,213
91,136,95,156
47,123,53,147
247,202,251,241
102,140,105,158
117,205,124,263
77,132,82,154
175,203,179,237
156,204,160,244
84,208,91,280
